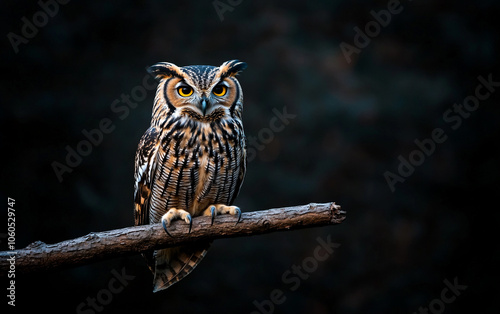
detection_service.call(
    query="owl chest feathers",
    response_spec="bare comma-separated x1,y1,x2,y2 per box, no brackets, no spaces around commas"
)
149,116,245,223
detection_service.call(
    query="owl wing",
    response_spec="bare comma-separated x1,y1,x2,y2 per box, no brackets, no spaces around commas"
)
134,127,161,226
229,136,247,205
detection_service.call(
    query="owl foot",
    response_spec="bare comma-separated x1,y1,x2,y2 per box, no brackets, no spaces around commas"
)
161,208,192,237
202,204,242,226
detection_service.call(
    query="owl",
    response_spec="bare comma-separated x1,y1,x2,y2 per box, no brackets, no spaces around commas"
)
134,60,247,292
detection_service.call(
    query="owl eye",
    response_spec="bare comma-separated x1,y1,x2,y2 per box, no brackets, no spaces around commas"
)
212,84,227,97
177,86,193,97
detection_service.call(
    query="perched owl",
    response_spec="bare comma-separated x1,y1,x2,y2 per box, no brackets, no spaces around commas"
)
134,60,247,292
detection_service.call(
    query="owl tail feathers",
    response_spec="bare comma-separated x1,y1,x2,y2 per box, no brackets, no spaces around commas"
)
152,242,211,293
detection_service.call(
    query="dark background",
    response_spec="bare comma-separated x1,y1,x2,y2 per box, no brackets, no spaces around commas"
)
1,0,499,313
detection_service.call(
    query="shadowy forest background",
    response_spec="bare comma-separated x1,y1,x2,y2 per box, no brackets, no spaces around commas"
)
1,0,499,313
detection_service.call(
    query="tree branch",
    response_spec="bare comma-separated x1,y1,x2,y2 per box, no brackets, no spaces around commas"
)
0,202,345,274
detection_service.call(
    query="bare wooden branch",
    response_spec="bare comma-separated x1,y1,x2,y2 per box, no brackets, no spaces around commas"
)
0,202,345,274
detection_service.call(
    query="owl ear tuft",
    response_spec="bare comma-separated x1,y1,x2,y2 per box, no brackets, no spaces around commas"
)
219,60,247,78
147,62,184,80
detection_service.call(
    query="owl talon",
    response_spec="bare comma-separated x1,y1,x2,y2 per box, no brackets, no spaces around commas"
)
162,219,173,237
161,208,192,237
234,207,242,225
210,206,216,226
203,204,242,225
187,215,193,233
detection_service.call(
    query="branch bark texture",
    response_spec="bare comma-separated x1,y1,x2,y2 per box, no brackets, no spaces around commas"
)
0,202,345,274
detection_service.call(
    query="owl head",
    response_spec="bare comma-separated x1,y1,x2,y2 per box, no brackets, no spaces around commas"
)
148,60,247,123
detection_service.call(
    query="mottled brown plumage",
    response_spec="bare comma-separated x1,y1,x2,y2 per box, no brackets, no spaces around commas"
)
134,60,247,292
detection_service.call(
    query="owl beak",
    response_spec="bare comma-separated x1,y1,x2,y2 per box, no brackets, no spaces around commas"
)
200,96,209,116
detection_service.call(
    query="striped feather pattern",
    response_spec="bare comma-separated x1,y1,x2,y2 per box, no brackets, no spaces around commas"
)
134,60,247,292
